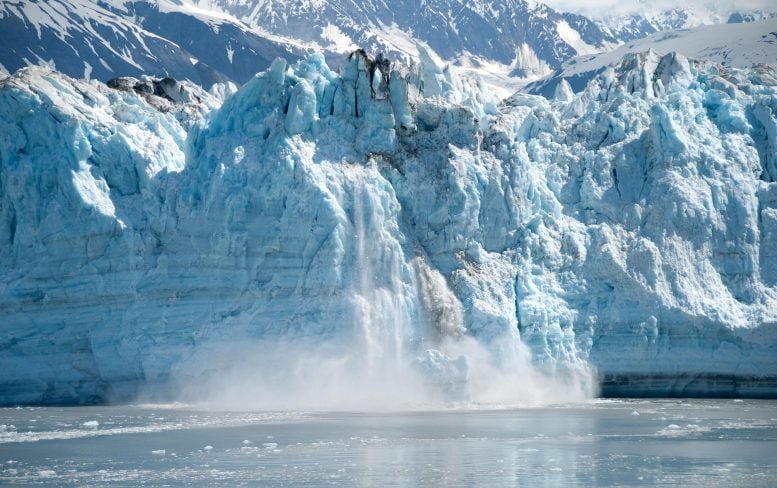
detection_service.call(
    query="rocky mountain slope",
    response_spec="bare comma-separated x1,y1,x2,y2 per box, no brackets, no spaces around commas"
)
0,0,309,87
0,0,622,89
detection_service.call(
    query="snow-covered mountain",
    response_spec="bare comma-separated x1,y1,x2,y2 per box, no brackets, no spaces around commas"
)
585,4,777,49
727,10,777,24
1,46,776,405
595,9,697,43
0,0,310,87
525,18,777,97
191,0,618,70
3,0,776,95
0,0,626,90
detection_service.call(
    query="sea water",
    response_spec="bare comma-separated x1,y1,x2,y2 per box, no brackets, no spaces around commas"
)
0,399,775,486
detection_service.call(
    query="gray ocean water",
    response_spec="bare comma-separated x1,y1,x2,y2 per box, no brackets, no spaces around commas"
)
1,399,775,486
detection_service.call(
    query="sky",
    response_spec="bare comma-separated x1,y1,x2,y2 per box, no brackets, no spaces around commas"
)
540,0,775,17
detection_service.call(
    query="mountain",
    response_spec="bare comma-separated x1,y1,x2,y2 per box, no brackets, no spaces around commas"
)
191,0,619,74
1,47,776,405
591,5,777,47
0,0,310,87
0,0,626,89
727,10,777,24
525,18,777,97
3,0,776,95
594,9,694,43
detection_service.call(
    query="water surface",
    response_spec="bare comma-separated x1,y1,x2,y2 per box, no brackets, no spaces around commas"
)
1,399,775,486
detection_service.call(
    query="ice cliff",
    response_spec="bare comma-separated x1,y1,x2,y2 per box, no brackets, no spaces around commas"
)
1,49,776,406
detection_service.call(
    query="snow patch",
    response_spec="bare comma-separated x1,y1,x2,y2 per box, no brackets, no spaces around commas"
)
321,23,358,52
556,20,600,55
226,43,234,64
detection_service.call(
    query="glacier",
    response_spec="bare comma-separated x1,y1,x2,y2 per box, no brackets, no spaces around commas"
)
526,18,777,97
1,48,776,406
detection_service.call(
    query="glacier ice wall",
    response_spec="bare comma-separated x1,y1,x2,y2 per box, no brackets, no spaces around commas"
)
1,50,776,405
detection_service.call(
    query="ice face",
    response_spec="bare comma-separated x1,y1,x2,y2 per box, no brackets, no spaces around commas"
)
0,50,776,406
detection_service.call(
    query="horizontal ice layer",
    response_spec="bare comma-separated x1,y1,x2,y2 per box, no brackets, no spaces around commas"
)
1,49,776,404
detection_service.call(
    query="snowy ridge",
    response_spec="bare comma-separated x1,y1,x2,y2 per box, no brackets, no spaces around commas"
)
191,0,618,70
2,0,775,99
0,0,625,91
581,3,776,40
526,18,777,97
595,8,702,43
1,48,777,405
0,0,310,87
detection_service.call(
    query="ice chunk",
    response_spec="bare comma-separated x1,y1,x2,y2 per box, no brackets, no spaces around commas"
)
284,79,317,135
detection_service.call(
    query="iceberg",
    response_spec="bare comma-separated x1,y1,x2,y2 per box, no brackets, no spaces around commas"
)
0,49,776,406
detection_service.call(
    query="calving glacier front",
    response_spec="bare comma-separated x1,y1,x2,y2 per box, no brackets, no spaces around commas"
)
0,49,775,406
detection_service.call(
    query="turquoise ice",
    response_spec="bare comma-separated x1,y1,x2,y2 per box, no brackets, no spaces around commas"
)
0,50,775,406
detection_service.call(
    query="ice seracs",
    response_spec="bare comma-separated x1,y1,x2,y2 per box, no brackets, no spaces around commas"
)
0,47,776,405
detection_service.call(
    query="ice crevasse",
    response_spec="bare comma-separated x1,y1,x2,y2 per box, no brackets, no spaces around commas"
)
0,49,776,406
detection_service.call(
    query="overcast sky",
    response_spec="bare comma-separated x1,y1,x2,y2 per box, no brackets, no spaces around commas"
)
541,0,774,17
